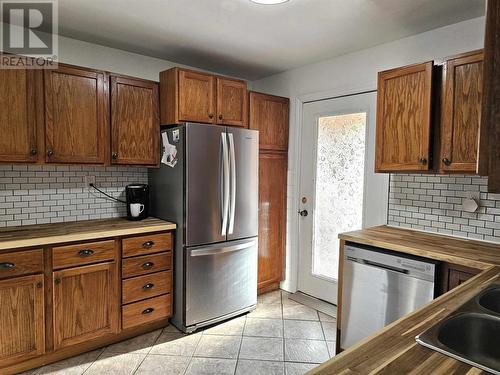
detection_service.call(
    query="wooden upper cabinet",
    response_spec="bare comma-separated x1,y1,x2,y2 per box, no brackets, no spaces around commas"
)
375,62,433,172
160,67,248,127
44,65,107,164
161,68,216,125
258,152,287,290
0,63,42,163
249,92,289,152
53,262,119,349
0,274,45,367
216,77,247,127
438,51,484,173
110,76,159,166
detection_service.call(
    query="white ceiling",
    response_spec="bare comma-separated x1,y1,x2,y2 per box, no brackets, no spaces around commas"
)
57,0,485,80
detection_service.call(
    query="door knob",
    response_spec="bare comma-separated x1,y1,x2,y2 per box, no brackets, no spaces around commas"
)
298,210,308,217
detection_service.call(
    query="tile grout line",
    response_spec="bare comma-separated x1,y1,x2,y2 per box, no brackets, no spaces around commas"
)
131,328,164,374
233,315,248,375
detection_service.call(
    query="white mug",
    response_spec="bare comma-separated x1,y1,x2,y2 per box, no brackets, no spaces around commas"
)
130,203,145,218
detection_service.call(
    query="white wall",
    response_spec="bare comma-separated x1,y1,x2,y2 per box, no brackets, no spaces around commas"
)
251,16,486,293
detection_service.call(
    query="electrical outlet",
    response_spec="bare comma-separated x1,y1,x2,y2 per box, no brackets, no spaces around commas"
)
84,175,96,186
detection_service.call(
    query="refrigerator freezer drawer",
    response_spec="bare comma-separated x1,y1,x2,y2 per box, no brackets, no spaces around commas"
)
185,238,258,328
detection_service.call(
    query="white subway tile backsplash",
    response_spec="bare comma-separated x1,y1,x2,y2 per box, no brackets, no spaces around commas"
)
388,174,500,243
0,165,147,228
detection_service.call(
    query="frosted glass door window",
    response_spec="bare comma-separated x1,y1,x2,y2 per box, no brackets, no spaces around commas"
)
312,113,366,280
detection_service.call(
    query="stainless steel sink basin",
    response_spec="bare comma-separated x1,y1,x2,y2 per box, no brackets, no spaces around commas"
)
416,283,500,375
479,288,500,315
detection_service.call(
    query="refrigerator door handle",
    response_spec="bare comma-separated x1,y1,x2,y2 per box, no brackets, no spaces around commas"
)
220,132,230,236
228,133,236,235
190,240,256,257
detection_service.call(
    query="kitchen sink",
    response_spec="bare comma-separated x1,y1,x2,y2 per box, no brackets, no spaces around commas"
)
416,284,500,375
479,288,500,315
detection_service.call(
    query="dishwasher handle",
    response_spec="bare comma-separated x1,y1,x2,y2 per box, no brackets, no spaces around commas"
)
346,256,409,275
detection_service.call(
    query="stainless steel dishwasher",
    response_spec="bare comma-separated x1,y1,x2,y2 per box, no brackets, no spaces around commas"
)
340,244,437,349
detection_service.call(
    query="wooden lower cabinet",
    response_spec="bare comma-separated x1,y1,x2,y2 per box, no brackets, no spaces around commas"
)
53,262,119,349
441,262,481,293
0,274,45,368
257,152,287,292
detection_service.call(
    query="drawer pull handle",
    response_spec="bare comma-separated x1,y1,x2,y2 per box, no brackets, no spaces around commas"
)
78,249,94,257
142,262,154,270
143,283,155,290
0,262,15,270
142,241,155,249
142,308,154,315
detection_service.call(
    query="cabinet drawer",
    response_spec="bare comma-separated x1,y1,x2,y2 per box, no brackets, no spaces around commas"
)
122,294,172,330
122,270,172,304
122,251,172,279
52,240,115,269
0,249,44,279
122,233,173,258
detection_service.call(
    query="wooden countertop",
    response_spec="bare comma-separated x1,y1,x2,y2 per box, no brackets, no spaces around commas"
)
311,266,500,375
312,226,500,375
0,217,176,251
339,225,500,269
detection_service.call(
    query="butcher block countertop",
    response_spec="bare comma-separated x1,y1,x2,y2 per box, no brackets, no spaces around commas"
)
0,217,176,251
311,225,500,375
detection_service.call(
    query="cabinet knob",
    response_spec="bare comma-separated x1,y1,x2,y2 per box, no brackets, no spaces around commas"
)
298,210,308,217
30,148,37,156
142,283,155,290
142,262,154,270
142,241,155,249
36,282,43,289
54,277,61,285
0,262,15,270
419,157,428,165
47,149,54,157
442,157,451,166
78,249,94,257
219,114,223,120
112,152,118,160
208,113,214,119
142,308,154,315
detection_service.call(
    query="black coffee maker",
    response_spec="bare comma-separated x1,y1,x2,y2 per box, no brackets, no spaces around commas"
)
126,184,150,221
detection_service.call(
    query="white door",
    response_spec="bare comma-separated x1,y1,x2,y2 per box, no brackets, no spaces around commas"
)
297,92,388,304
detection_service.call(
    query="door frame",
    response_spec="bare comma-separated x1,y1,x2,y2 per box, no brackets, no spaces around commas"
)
282,84,381,294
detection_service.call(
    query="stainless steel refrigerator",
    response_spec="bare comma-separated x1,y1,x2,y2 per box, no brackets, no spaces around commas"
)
149,123,259,333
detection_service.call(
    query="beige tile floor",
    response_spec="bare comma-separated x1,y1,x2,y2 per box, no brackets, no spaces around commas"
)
23,290,336,375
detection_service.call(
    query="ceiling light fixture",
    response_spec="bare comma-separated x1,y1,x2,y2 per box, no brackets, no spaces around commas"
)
250,0,289,5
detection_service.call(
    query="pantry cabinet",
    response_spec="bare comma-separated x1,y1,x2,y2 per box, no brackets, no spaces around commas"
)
257,152,287,291
0,274,45,368
110,75,159,165
0,63,43,163
375,61,434,172
249,92,289,152
53,261,119,349
44,65,108,164
160,67,248,127
438,51,484,173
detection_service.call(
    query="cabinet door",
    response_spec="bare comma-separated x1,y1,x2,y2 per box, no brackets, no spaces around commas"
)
44,65,107,164
0,65,41,162
257,152,287,290
216,77,247,127
439,51,483,173
249,92,289,152
178,69,215,124
0,274,44,367
375,62,433,172
110,76,159,165
53,262,118,349
441,263,481,293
